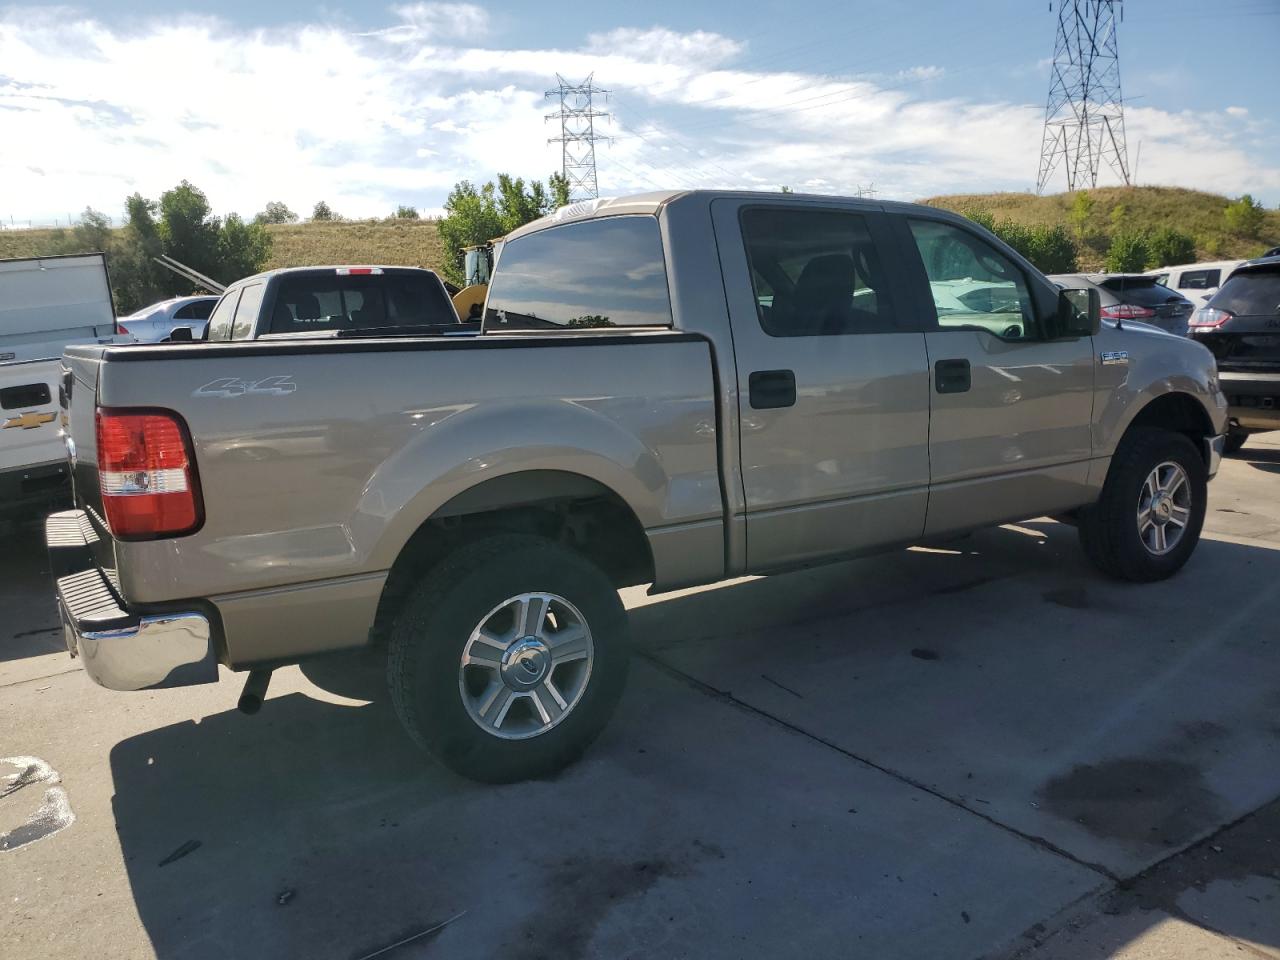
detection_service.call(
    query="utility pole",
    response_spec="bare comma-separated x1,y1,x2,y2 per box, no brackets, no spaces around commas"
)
546,74,610,202
1036,0,1131,194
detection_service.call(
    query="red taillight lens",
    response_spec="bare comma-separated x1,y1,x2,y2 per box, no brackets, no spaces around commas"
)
95,409,202,539
116,322,130,335
1189,307,1232,330
1100,303,1156,320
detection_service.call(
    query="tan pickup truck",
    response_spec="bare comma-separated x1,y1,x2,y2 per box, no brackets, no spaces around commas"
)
47,191,1228,782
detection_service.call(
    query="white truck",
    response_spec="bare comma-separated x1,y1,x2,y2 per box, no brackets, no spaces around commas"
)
1,253,117,517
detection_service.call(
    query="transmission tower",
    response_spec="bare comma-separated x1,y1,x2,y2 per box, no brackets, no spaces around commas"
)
1036,0,1131,194
546,74,610,201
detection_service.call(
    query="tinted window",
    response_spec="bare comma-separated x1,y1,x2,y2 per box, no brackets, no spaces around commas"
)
231,283,265,340
908,219,1037,339
740,207,894,337
269,273,456,334
206,289,241,341
1178,269,1220,290
1099,276,1187,308
174,299,215,321
1211,269,1280,316
484,217,671,330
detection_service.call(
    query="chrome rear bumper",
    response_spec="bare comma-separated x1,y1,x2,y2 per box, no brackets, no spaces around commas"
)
1205,433,1224,480
47,510,218,691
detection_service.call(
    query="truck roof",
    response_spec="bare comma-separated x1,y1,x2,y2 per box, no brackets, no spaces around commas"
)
229,264,443,287
502,189,974,243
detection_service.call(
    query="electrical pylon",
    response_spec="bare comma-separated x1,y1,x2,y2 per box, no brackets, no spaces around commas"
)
1036,0,1131,194
546,74,610,201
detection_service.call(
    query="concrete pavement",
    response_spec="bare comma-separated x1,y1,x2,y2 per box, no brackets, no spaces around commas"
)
2,436,1279,959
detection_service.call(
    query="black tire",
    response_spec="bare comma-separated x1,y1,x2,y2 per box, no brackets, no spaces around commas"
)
1223,430,1248,456
387,534,629,783
1078,427,1207,582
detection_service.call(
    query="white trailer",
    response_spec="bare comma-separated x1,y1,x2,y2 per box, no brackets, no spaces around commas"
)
1,253,117,516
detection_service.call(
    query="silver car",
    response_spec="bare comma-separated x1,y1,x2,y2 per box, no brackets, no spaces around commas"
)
116,295,219,342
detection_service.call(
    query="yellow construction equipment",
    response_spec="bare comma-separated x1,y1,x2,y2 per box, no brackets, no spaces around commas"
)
450,239,502,322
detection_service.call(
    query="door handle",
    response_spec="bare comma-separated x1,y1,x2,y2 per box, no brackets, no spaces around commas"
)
935,358,971,394
749,369,796,409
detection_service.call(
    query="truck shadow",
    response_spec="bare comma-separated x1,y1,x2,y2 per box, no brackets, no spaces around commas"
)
0,514,63,663
106,522,1280,959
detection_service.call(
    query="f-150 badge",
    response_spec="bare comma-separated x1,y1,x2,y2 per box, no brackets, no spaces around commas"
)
193,376,297,398
1100,351,1129,366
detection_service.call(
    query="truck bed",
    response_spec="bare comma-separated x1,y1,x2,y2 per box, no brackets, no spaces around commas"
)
63,331,723,665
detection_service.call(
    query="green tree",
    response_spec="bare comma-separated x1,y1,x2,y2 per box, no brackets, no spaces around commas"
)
394,205,421,219
436,173,574,285
1224,194,1265,238
548,172,571,209
311,201,338,221
254,201,298,225
779,185,793,194
1105,231,1150,272
1026,224,1078,273
1145,227,1195,268
158,180,222,280
218,214,272,280
1068,191,1093,239
1108,202,1128,232
73,207,113,252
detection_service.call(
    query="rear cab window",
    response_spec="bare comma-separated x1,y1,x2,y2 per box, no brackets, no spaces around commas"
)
484,217,672,330
1099,276,1187,308
268,272,456,334
1178,269,1221,290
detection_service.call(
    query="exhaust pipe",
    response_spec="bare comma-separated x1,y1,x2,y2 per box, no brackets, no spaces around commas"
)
237,668,272,715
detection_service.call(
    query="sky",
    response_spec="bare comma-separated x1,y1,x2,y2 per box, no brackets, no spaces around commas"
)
1,0,1278,225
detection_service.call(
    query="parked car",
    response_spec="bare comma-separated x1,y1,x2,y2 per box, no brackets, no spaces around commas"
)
116,296,219,343
1050,273,1195,335
1187,254,1280,453
197,266,464,341
1147,260,1245,310
1,253,117,517
47,190,1226,783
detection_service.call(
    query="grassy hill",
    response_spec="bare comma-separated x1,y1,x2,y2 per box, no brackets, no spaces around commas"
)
0,219,447,272
922,186,1279,270
3,186,1274,278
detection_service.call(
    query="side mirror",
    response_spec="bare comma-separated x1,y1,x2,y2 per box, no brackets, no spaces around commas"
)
168,326,194,342
1057,287,1100,337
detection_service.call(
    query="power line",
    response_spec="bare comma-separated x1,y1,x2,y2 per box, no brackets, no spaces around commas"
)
1036,0,1131,193
545,73,610,201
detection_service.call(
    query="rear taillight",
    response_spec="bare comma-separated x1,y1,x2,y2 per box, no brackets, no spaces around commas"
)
95,409,202,539
1100,303,1156,320
1189,306,1232,330
116,322,130,335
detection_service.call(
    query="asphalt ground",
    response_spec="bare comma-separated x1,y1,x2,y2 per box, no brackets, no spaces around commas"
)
3,435,1279,959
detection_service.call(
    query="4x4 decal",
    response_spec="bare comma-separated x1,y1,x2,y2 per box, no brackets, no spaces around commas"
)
193,375,297,398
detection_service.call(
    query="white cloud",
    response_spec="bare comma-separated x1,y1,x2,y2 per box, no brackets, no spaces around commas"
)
1225,105,1248,117
0,7,1276,227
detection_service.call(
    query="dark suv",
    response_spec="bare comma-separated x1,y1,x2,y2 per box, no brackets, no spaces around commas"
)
1188,255,1280,453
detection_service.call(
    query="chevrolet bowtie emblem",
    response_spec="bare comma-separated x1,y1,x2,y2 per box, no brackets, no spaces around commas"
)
3,411,57,430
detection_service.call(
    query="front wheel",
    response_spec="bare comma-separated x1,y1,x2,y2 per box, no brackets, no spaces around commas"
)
387,535,629,783
1078,428,1207,583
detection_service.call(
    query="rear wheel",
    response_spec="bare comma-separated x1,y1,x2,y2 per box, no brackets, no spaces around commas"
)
387,535,629,783
1078,428,1207,582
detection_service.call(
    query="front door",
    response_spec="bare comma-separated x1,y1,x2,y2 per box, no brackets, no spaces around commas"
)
712,199,932,572
897,216,1096,536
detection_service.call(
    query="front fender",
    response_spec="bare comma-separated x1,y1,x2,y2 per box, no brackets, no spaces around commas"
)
1092,325,1227,455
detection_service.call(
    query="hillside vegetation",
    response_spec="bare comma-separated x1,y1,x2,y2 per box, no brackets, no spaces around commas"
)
4,185,1275,285
923,186,1279,270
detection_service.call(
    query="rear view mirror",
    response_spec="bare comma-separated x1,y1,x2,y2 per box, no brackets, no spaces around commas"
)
1057,287,1100,338
168,326,194,342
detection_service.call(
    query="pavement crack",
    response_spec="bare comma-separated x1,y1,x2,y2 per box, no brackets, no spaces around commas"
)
0,667,81,690
640,650,1119,884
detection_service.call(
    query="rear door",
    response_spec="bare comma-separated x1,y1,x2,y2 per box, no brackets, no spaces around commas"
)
1201,266,1280,371
712,198,931,572
895,215,1096,536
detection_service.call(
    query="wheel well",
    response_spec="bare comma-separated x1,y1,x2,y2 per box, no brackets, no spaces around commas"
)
370,471,652,646
1124,393,1214,462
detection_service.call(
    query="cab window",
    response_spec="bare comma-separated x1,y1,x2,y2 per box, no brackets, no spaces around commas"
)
230,282,265,340
907,219,1038,340
205,289,241,341
740,207,895,337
